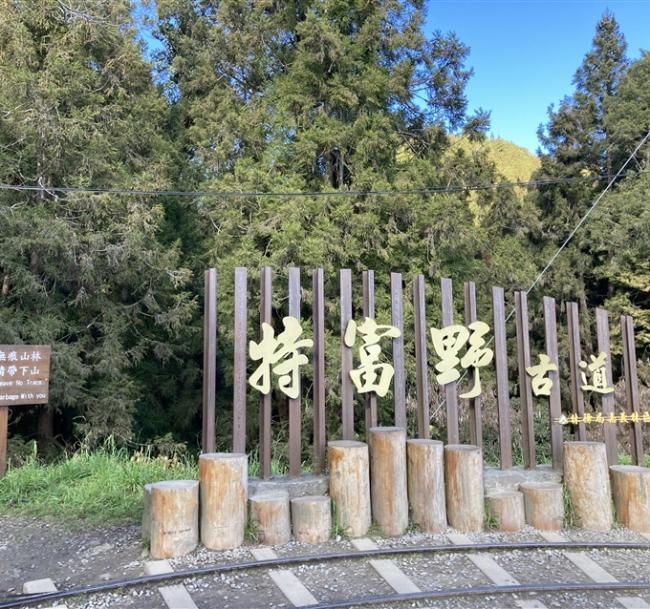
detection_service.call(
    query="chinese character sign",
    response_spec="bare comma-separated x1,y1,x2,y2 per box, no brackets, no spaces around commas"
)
430,321,493,399
248,317,313,399
0,345,51,406
526,354,557,397
579,352,614,394
344,318,401,397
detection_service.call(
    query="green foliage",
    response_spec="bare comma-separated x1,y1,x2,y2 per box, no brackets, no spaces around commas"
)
0,439,197,523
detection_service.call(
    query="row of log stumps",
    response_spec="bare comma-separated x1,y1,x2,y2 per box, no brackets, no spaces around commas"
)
142,437,650,560
563,441,650,533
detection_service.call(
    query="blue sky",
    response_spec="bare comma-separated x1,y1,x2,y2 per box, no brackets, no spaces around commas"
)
424,1,650,154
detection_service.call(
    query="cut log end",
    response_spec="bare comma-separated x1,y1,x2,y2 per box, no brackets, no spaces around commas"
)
406,439,446,533
487,491,525,532
519,481,564,531
250,491,291,546
444,444,484,533
291,495,331,544
610,465,650,533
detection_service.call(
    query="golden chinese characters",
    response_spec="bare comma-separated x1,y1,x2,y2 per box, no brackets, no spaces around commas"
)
579,352,614,394
430,321,493,399
344,318,401,397
248,316,313,399
526,354,557,397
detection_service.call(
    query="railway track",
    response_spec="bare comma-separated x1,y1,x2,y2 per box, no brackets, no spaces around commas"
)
3,536,650,609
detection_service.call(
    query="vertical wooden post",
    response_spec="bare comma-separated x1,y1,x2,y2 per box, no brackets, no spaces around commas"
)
543,296,563,470
621,315,643,465
362,270,377,433
463,281,481,449
260,266,273,478
0,406,8,477
312,268,326,473
202,268,217,454
492,286,512,469
391,273,406,430
340,269,354,440
413,275,429,439
288,267,302,477
515,290,535,469
567,302,587,440
441,277,459,444
596,308,618,465
233,267,248,454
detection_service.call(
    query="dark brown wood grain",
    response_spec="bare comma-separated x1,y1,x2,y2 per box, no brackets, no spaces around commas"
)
492,286,513,469
233,267,248,453
391,272,406,430
515,290,535,469
567,302,587,440
413,275,430,439
202,268,217,454
260,266,273,478
340,269,354,440
288,267,302,477
440,278,459,444
463,281,482,450
312,268,326,473
621,315,643,465
596,308,618,466
362,270,377,434
543,296,563,470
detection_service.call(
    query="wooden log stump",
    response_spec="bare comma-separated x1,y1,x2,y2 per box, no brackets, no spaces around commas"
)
369,427,408,536
444,444,484,533
328,440,371,537
610,465,650,532
249,491,291,545
291,495,331,544
406,439,446,533
487,491,525,532
564,441,613,531
142,483,153,542
150,480,199,559
199,452,248,550
519,481,564,531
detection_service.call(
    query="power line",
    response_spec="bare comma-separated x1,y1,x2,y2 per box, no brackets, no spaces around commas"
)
429,128,650,423
0,173,635,199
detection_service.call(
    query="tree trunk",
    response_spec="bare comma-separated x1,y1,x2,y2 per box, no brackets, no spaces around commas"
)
406,439,446,533
327,440,371,538
369,427,408,536
519,482,564,531
444,444,484,533
564,441,613,531
610,465,650,532
249,491,291,545
199,453,248,550
291,496,331,544
487,491,525,532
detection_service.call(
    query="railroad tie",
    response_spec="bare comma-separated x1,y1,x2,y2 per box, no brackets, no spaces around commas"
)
351,538,420,594
21,578,66,609
447,533,519,586
143,559,199,609
250,548,318,607
538,531,650,608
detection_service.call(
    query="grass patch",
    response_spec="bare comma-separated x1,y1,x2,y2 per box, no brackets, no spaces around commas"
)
0,441,197,524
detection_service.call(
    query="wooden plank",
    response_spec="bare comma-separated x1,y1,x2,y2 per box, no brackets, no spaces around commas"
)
515,290,536,469
340,269,354,440
567,302,587,440
0,406,7,477
0,345,51,406
312,269,326,473
260,266,273,478
621,315,643,465
202,268,217,454
492,286,513,469
440,277,459,444
463,281,482,450
362,270,377,434
413,275,429,439
233,267,248,454
595,308,618,466
288,267,302,477
391,273,406,430
543,296,563,470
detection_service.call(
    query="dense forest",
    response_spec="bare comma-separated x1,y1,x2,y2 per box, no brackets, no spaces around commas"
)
1,1,649,465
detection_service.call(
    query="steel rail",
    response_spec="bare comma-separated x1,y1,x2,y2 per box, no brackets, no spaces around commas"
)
303,581,650,609
2,540,650,608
